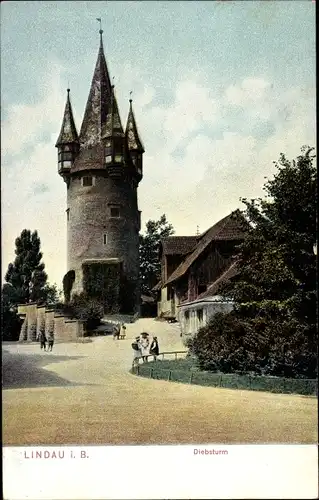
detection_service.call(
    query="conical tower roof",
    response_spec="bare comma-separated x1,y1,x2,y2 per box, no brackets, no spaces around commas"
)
102,85,124,138
79,30,112,148
125,99,144,152
55,89,79,147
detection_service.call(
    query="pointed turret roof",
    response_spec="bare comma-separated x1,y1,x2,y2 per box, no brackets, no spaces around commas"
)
125,99,144,152
79,30,112,148
55,89,79,147
102,85,124,138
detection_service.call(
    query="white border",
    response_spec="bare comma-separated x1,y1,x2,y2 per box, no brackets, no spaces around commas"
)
3,444,318,499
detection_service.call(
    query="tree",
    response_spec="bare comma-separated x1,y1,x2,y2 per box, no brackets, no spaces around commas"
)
223,146,317,322
189,147,317,379
1,230,60,340
139,214,175,295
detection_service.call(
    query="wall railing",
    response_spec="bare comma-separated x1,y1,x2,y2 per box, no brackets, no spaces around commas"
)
132,350,187,371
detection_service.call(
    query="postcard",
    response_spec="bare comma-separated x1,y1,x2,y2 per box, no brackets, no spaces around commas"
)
2,1,317,499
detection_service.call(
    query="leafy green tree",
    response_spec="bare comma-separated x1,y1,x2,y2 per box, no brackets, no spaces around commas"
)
189,147,317,379
223,146,317,323
1,230,61,340
139,214,175,295
4,230,49,304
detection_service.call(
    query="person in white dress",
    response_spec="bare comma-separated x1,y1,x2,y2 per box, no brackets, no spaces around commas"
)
140,333,150,362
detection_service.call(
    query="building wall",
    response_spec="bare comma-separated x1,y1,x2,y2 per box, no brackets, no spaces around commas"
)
179,300,234,336
67,170,140,310
18,304,84,343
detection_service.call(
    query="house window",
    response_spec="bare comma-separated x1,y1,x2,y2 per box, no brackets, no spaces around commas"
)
110,207,120,218
103,234,108,245
197,309,203,325
82,176,93,187
66,208,70,221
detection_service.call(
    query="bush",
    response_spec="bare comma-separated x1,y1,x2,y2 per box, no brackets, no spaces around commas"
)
187,311,317,379
1,307,22,341
55,293,104,333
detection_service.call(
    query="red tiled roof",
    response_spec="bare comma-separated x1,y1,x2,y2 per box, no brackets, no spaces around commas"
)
71,143,105,172
141,294,156,303
164,211,247,286
160,236,198,255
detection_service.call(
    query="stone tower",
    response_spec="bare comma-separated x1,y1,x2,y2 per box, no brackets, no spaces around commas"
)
55,30,144,314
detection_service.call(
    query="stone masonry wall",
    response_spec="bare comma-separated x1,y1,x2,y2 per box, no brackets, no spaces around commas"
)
26,303,37,341
36,306,46,340
67,171,140,311
17,304,83,343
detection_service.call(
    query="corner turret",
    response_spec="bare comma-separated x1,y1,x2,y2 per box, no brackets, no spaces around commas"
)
125,97,144,182
102,85,126,178
55,89,79,179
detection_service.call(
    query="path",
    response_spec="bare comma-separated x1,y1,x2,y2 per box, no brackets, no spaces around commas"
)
3,319,317,445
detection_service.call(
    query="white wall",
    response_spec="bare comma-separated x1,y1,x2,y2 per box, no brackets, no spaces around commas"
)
179,300,234,336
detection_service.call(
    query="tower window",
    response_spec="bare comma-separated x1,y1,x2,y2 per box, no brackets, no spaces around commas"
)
110,207,120,218
103,234,108,245
114,154,123,163
82,176,93,187
66,208,70,221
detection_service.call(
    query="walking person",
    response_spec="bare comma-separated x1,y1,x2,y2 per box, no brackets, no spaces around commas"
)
132,336,142,367
120,323,126,339
113,323,120,340
140,333,150,363
150,336,159,361
48,331,54,352
39,331,47,351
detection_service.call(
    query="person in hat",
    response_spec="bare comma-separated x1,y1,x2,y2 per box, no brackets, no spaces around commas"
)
120,323,126,339
140,332,150,362
47,331,54,352
39,330,47,351
132,336,141,366
113,323,120,340
150,336,159,361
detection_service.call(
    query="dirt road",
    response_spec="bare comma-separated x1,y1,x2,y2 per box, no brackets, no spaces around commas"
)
3,319,317,445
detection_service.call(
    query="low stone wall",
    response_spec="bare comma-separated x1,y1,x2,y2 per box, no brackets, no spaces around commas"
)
17,303,84,343
64,320,84,341
37,306,46,340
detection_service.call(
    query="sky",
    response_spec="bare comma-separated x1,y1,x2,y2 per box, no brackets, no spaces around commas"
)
1,0,316,288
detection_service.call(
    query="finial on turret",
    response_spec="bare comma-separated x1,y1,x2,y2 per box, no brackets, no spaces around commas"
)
129,91,133,104
96,17,103,33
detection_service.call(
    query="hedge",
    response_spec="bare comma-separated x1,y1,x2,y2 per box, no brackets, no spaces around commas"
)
133,360,317,396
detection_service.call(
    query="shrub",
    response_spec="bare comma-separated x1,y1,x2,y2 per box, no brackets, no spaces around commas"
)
188,311,317,379
55,293,104,333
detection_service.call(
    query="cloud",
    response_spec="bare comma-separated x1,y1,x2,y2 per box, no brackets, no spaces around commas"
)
2,66,316,286
225,77,270,106
2,63,67,286
1,61,65,157
32,183,50,196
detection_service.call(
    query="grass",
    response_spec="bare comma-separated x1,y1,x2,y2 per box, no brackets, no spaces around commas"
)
136,359,318,396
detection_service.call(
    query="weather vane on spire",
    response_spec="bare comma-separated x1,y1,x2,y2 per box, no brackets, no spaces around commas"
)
129,91,133,102
96,17,103,34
